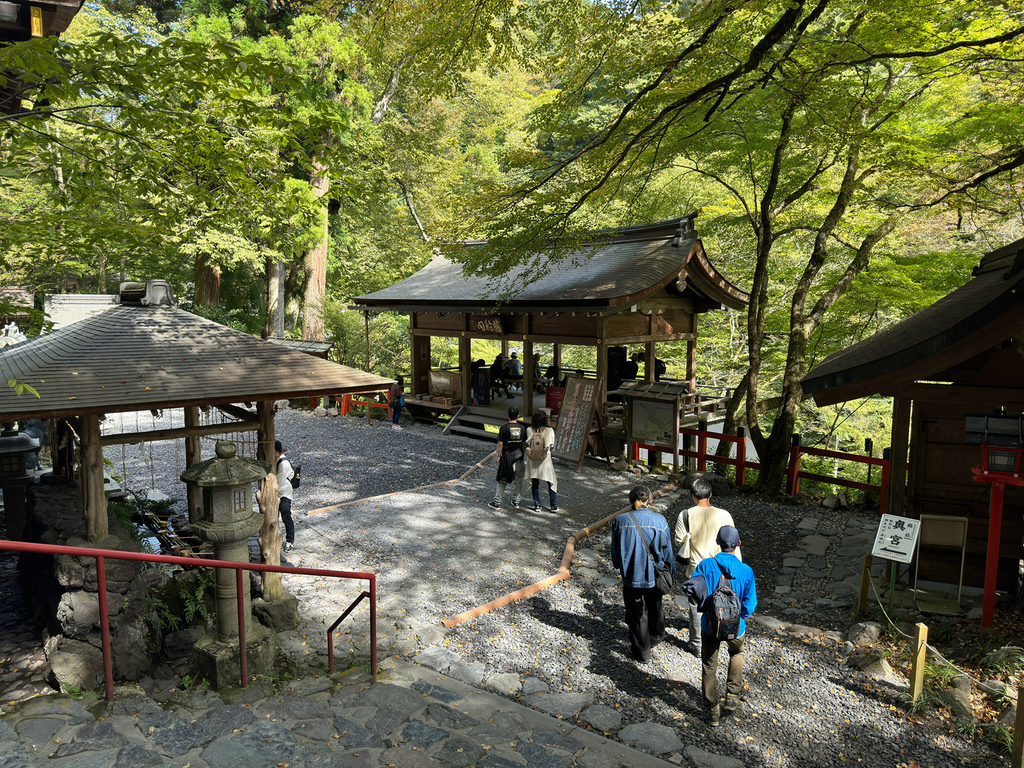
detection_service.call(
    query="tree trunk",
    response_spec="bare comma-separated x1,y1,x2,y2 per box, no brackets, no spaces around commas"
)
266,256,285,338
301,153,329,341
194,254,221,307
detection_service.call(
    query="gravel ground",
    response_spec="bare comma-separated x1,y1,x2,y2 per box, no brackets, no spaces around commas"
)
102,405,1004,768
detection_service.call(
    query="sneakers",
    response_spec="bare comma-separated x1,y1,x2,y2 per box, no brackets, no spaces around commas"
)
724,695,742,712
282,542,294,552
533,504,542,512
511,497,521,509
488,500,501,510
392,424,403,430
708,708,720,727
550,506,560,513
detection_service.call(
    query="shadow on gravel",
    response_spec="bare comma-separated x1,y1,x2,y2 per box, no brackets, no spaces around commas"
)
527,584,703,720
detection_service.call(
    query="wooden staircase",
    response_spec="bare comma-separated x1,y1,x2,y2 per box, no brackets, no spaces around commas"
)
443,406,507,442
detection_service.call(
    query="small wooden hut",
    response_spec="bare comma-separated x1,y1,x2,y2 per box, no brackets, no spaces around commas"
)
0,280,392,544
802,238,1024,594
353,215,748,436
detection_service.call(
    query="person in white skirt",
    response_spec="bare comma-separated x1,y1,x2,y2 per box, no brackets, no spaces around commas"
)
525,411,558,512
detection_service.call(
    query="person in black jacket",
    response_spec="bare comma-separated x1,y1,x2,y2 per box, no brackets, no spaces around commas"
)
489,406,525,509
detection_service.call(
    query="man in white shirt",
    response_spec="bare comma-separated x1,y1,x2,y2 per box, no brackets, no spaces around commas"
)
673,477,740,648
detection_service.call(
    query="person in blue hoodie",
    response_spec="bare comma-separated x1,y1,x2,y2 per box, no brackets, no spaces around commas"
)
691,525,756,727
611,485,676,663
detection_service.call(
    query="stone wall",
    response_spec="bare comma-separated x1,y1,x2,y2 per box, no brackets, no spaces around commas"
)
20,479,160,691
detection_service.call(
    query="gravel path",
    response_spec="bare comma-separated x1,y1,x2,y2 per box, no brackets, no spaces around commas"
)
102,405,1004,768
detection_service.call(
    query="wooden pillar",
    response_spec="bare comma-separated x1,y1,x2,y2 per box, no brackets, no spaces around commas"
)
595,337,608,407
523,339,534,417
889,396,911,517
686,338,696,393
256,400,275,464
459,334,472,407
411,333,431,400
553,343,562,383
644,341,655,382
184,406,203,524
80,413,108,543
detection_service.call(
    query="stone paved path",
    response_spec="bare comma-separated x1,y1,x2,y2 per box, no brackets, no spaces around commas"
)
0,499,987,767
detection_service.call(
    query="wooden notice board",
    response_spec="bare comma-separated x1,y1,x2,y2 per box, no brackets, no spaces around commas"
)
553,376,602,471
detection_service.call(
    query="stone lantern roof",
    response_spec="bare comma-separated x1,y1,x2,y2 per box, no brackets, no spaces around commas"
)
180,441,270,487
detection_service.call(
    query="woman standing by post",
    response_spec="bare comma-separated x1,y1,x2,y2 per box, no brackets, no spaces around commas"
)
389,375,405,430
525,411,558,512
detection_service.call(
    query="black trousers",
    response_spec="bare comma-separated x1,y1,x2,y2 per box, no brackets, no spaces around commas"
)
622,585,665,661
279,496,294,544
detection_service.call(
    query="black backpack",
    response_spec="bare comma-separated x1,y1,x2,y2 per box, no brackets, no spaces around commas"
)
707,558,742,640
278,457,301,489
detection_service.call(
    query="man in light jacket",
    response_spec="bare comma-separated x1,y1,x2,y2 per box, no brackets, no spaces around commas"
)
673,477,740,649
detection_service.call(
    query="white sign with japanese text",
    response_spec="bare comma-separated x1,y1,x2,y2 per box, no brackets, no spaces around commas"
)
871,514,922,564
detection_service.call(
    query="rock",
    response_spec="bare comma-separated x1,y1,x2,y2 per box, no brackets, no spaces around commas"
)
313,406,328,417
846,621,881,646
848,651,895,681
413,645,460,675
327,408,339,417
618,721,683,754
111,618,153,679
684,472,734,497
749,615,789,633
523,692,595,718
56,591,100,638
521,677,549,695
797,534,831,557
612,459,630,471
164,626,206,658
842,641,856,656
253,593,300,631
484,673,522,695
46,636,104,692
683,745,746,768
581,704,622,732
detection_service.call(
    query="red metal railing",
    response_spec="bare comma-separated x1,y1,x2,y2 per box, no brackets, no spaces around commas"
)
0,540,376,701
632,423,889,514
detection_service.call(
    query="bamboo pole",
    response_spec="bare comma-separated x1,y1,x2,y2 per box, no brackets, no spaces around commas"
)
443,483,678,627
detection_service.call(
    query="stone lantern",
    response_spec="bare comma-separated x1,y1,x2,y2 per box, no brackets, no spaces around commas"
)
0,423,39,541
180,440,276,687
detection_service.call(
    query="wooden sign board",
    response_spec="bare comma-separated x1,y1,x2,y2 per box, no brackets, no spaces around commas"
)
871,514,922,564
553,376,601,471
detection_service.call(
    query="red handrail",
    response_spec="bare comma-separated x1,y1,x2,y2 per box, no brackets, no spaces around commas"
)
0,539,376,700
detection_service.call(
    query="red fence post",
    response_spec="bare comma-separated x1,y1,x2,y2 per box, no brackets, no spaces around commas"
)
736,426,747,486
96,556,115,702
786,434,802,496
879,447,891,517
697,419,708,472
341,394,352,416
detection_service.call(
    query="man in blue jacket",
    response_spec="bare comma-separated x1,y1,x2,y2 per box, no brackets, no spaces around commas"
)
611,485,676,663
692,525,756,726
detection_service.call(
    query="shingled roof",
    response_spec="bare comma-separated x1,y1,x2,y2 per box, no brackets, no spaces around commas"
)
353,217,748,313
802,237,1024,406
0,303,392,421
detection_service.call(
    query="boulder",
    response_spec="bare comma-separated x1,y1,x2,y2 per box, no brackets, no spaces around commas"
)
846,621,881,646
253,593,300,632
46,636,104,693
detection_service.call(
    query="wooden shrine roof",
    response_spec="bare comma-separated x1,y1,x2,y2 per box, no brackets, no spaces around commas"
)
802,237,1024,406
353,217,749,314
0,303,392,421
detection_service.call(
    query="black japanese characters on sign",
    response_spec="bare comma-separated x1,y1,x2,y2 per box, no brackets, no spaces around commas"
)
471,315,504,334
553,376,601,469
871,514,922,564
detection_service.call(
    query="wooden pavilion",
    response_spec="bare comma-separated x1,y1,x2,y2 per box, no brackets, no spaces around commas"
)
1,0,84,114
0,280,393,544
802,238,1024,597
353,215,748,432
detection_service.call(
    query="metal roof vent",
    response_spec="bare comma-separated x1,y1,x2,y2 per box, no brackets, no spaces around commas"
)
118,279,178,307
